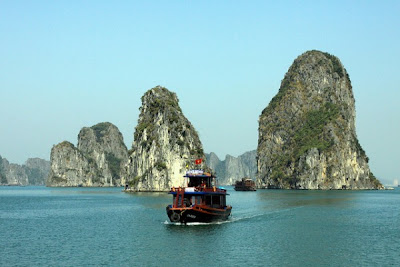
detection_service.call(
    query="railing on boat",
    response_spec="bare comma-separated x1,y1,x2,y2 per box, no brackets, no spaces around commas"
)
170,186,226,193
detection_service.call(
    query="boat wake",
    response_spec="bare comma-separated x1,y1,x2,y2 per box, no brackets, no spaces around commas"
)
163,219,233,226
163,206,303,226
231,206,303,222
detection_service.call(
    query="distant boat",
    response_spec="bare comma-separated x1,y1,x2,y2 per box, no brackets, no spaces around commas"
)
234,178,256,191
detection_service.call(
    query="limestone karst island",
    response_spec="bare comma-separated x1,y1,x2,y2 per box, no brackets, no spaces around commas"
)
30,50,383,190
124,86,206,191
47,122,128,187
257,50,382,189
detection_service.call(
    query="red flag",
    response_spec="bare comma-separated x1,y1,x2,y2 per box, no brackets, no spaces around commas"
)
195,159,202,165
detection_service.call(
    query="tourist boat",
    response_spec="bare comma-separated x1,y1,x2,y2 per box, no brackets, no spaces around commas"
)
234,178,256,191
166,170,232,223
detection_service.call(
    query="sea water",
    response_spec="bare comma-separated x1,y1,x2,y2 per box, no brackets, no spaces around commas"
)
1,186,399,266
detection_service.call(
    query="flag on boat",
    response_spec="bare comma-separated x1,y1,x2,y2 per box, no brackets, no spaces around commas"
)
195,159,202,165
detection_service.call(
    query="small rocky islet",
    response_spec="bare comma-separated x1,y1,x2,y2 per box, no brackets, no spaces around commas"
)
43,50,382,190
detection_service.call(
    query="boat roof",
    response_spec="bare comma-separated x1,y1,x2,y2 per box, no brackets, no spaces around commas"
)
184,174,214,178
184,169,215,178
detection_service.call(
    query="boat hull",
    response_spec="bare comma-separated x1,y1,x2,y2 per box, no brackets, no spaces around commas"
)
166,205,232,223
234,186,256,191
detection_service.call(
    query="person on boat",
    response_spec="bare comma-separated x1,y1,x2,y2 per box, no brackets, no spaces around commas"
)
184,197,192,207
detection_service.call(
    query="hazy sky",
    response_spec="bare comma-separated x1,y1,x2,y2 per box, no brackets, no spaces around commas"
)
1,1,399,185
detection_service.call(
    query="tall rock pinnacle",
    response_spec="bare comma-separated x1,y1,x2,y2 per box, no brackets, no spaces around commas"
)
257,50,382,189
124,86,205,191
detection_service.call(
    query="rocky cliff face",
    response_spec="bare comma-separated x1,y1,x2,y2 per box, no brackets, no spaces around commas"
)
47,122,128,187
78,122,128,185
257,50,382,189
0,157,5,184
0,155,50,185
206,151,257,185
24,158,51,185
0,156,28,185
124,86,205,191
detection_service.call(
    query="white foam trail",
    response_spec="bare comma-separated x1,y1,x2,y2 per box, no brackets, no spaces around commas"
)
231,207,298,222
163,219,233,226
163,206,304,226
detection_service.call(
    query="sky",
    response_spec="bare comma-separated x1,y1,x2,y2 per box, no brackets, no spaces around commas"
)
1,1,399,185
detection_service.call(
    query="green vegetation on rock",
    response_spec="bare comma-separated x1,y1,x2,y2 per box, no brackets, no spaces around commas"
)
91,122,111,142
105,152,122,179
0,174,6,184
59,141,75,149
126,85,206,191
323,52,344,78
293,102,339,158
134,87,180,146
133,86,202,157
155,161,167,171
128,176,141,187
269,102,340,186
368,172,381,188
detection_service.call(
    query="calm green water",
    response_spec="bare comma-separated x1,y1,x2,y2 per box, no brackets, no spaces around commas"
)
1,186,399,266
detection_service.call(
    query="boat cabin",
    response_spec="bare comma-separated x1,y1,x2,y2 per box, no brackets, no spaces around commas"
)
170,170,228,209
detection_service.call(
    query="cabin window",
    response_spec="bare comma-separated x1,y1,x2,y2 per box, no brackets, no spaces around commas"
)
203,195,225,208
189,177,203,187
221,196,226,207
212,195,221,208
195,196,202,205
205,195,212,205
176,194,183,207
